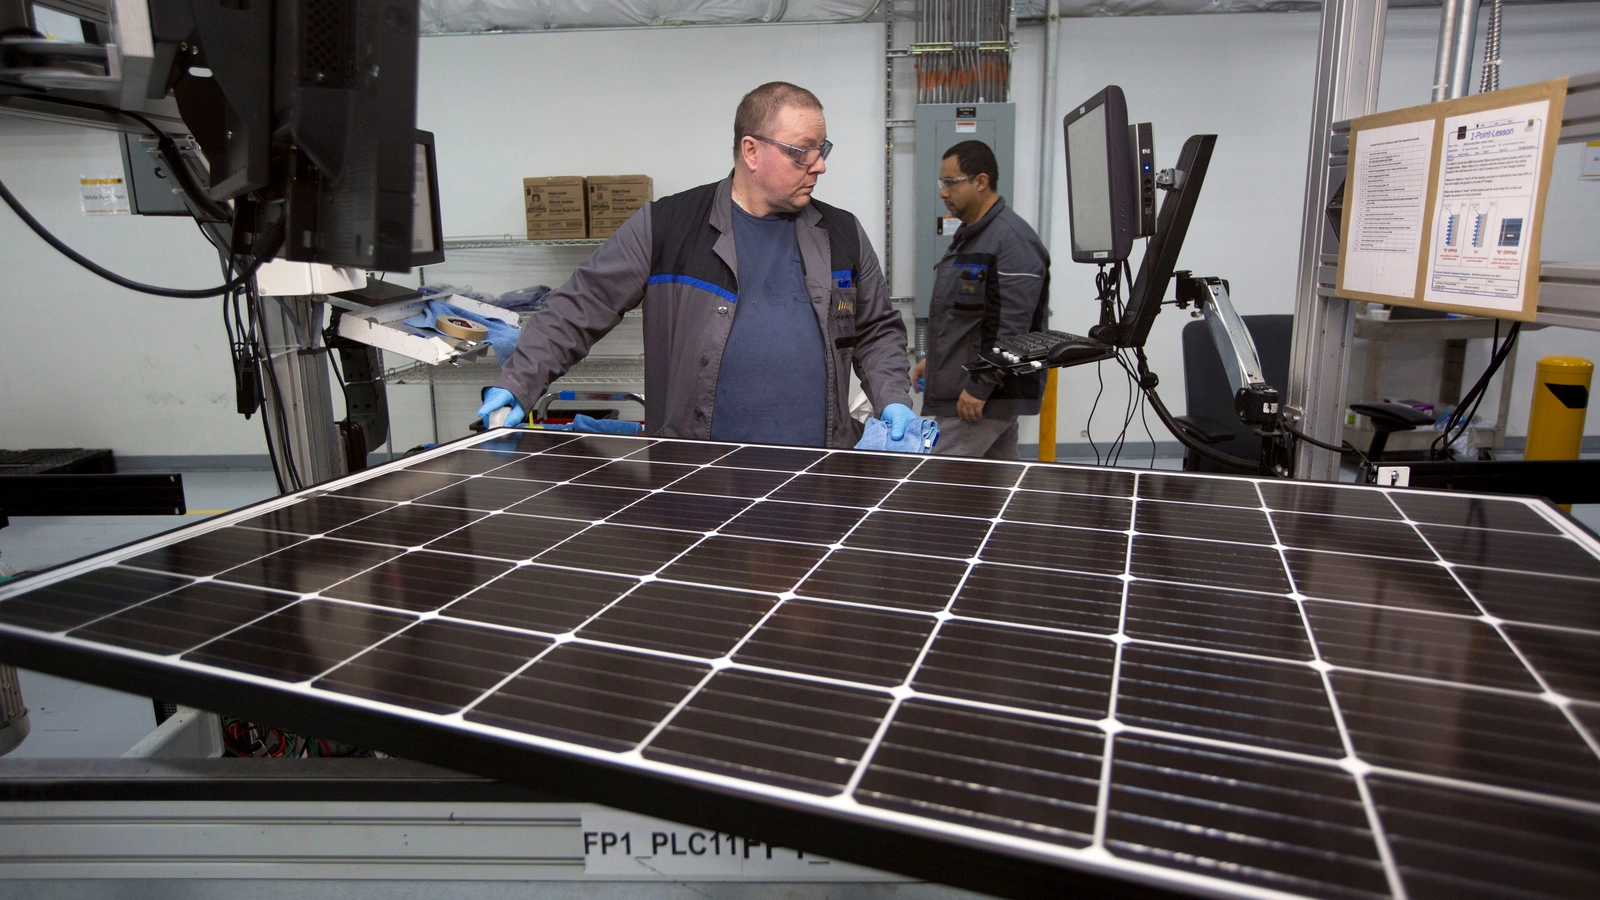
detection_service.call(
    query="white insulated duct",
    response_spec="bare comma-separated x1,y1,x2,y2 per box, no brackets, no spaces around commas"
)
420,0,883,34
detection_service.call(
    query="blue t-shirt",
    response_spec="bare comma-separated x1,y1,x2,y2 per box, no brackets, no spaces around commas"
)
711,205,828,446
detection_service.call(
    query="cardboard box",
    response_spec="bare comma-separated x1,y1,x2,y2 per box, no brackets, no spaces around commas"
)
586,175,653,240
523,176,587,239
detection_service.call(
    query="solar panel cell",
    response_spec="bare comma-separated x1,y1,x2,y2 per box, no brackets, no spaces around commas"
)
1419,526,1600,580
68,582,295,655
1002,490,1132,530
719,501,865,545
331,470,464,502
1392,492,1560,534
659,536,828,593
182,599,416,682
1258,482,1403,520
573,460,697,491
467,643,707,751
797,548,966,611
769,474,899,508
1454,567,1600,630
984,522,1129,574
1130,534,1290,592
1107,736,1389,900
314,619,552,714
1135,499,1275,544
644,669,891,794
1331,672,1600,800
909,458,1025,489
664,466,792,499
507,484,648,521
122,527,303,577
546,435,657,459
1284,550,1476,614
0,567,191,632
1018,465,1135,497
321,551,514,612
1368,777,1600,900
406,448,527,476
491,453,611,483
440,565,635,633
1117,645,1345,757
425,514,587,562
1272,512,1435,560
713,446,827,471
578,581,776,657
843,510,991,559
912,620,1114,718
536,524,700,576
213,538,400,594
608,492,750,531
623,441,738,465
855,699,1102,847
732,599,934,685
1305,603,1540,690
1123,580,1312,660
476,430,578,452
951,564,1123,633
412,476,556,511
881,481,1009,519
1137,473,1260,507
806,452,921,480
1499,624,1600,702
235,495,393,535
326,503,485,548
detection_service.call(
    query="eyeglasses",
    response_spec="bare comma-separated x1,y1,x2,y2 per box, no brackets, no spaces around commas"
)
751,135,833,168
937,175,973,189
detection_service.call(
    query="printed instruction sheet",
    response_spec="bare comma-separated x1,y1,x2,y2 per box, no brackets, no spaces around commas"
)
1422,99,1551,313
1343,119,1436,298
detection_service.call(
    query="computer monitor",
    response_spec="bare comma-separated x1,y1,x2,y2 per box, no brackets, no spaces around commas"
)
147,0,423,271
411,130,445,267
1061,85,1136,265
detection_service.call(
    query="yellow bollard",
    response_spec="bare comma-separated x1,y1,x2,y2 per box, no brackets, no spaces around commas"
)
1038,368,1059,462
1524,356,1592,460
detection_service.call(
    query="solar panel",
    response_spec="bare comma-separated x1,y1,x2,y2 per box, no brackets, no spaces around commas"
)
1,431,1597,900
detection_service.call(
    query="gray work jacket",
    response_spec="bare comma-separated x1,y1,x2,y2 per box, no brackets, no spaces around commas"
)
922,196,1051,420
493,177,911,448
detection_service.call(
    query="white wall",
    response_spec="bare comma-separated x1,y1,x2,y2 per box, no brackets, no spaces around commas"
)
1,7,1595,461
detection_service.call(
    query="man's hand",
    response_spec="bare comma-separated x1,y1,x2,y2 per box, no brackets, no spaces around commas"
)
911,357,926,393
477,387,527,430
957,390,985,422
881,403,916,441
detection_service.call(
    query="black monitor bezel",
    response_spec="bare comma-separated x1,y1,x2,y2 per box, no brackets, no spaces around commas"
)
411,129,445,268
1061,85,1137,265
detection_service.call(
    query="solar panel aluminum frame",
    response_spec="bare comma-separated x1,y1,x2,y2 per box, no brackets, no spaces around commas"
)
0,431,1597,900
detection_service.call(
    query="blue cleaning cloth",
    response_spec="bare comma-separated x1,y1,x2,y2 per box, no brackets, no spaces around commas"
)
534,414,643,435
405,300,521,366
855,416,939,453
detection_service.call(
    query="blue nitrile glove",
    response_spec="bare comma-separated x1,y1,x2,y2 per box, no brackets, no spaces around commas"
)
881,403,915,441
477,387,526,429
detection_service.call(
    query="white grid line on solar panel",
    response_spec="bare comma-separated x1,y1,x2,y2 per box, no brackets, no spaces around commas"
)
24,601,1593,900
1412,521,1600,763
6,434,1600,900
1090,483,1139,848
835,477,1014,798
1252,476,1412,900
620,457,961,765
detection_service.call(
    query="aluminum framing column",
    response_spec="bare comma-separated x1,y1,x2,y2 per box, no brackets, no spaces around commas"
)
1287,0,1388,481
259,296,345,489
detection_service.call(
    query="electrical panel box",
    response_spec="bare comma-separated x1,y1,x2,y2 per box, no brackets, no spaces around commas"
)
913,102,1016,319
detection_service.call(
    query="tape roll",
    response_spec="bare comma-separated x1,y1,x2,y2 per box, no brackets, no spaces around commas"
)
436,316,489,340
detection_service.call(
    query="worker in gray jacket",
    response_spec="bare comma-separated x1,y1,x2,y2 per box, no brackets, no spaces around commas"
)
912,140,1050,459
478,82,916,449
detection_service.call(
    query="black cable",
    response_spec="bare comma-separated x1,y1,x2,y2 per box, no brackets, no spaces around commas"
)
1282,420,1370,470
0,175,269,298
1141,385,1261,472
1086,360,1107,465
1430,321,1520,459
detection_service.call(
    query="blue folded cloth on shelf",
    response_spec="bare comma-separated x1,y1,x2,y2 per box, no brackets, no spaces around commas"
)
404,299,521,366
854,416,938,453
535,414,643,435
